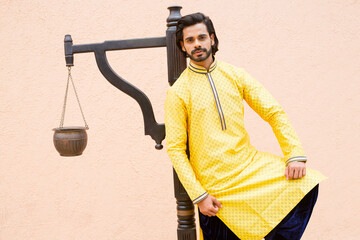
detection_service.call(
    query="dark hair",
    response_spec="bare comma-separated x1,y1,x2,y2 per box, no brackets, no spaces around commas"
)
176,12,219,57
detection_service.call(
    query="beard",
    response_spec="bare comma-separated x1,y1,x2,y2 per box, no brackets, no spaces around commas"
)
188,47,212,62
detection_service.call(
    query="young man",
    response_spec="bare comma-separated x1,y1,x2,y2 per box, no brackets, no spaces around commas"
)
165,13,326,240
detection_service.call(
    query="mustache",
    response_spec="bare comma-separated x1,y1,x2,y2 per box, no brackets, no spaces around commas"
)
191,48,208,55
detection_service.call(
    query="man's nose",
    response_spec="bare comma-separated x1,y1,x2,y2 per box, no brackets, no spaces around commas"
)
194,39,201,48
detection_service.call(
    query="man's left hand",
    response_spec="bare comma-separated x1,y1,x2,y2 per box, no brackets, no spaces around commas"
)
285,161,306,180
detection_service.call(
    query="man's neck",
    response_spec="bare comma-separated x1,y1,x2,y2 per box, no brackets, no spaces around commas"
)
190,56,214,71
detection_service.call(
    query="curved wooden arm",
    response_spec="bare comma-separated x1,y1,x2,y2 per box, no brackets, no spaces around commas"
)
93,47,165,149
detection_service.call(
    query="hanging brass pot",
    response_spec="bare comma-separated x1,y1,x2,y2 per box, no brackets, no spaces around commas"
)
53,67,89,157
53,127,88,156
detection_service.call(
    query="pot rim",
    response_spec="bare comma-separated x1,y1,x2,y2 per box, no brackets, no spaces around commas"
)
52,126,87,132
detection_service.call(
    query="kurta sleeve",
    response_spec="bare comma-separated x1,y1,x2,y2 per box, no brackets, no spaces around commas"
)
165,87,208,203
240,69,307,165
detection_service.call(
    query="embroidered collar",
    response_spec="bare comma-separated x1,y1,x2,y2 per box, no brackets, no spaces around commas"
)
188,60,217,74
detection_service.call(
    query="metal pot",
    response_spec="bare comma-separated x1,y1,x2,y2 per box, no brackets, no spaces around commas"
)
53,126,88,156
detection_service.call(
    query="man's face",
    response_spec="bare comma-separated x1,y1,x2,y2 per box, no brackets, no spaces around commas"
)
180,23,215,63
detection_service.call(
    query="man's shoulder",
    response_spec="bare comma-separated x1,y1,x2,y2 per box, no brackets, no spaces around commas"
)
171,68,191,90
217,60,245,73
216,60,247,83
167,69,191,101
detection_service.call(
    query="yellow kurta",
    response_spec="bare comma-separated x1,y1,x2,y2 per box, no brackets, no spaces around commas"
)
164,60,326,240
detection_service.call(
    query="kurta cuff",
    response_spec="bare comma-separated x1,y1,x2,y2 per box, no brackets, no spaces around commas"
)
193,192,209,204
286,156,307,165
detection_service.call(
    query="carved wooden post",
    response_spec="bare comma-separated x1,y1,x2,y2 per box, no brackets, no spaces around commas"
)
166,5,197,240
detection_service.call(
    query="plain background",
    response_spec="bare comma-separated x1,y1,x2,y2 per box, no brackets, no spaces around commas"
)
0,0,359,239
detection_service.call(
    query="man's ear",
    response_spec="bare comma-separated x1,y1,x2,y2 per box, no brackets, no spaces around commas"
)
210,34,215,46
180,41,186,52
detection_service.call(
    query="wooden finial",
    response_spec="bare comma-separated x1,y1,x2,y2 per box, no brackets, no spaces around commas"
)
167,5,182,28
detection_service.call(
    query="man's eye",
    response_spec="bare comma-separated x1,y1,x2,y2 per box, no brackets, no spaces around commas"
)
187,39,193,43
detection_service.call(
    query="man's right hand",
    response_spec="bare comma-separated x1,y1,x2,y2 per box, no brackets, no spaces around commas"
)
198,194,223,217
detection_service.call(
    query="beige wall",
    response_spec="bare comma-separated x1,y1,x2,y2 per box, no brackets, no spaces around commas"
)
1,0,359,239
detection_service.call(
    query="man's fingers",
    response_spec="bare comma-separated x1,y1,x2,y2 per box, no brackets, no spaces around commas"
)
213,197,223,208
290,167,307,179
205,207,218,217
298,167,306,179
288,167,294,179
201,209,213,217
285,166,289,180
211,205,219,214
204,211,214,217
293,168,299,179
198,194,222,217
287,161,307,180
212,208,219,215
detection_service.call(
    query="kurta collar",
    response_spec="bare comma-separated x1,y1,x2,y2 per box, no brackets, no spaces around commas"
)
188,59,217,74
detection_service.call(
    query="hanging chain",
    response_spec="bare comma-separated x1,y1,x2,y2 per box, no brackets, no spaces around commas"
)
59,68,70,128
59,67,89,129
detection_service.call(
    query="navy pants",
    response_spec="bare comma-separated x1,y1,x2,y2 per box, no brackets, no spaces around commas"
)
199,184,319,240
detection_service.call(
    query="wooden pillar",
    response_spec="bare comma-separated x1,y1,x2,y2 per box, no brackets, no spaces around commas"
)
166,5,197,240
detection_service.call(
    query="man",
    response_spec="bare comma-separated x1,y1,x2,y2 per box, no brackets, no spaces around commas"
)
165,12,326,240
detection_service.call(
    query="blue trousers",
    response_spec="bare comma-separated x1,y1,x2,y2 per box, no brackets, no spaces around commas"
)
199,184,319,240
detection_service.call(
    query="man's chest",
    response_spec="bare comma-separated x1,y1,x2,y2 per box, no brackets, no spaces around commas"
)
186,72,244,116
